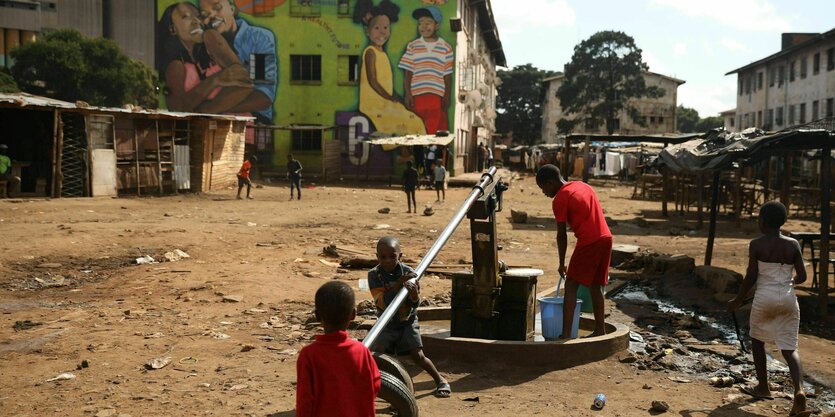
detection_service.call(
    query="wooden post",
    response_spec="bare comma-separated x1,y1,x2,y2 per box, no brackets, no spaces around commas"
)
562,136,571,179
734,166,743,227
55,111,64,198
697,173,704,229
763,156,771,201
705,171,721,266
819,144,831,317
781,153,792,207
662,168,669,217
582,136,590,183
50,110,59,198
632,144,642,199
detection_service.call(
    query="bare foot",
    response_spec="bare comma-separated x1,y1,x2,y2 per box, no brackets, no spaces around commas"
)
740,384,774,400
790,392,808,416
584,330,607,338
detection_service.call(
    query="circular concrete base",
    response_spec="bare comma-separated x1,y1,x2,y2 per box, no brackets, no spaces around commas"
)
420,311,629,370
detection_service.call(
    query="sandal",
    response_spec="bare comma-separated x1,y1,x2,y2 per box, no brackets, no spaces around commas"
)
739,385,774,400
434,381,451,398
789,392,812,417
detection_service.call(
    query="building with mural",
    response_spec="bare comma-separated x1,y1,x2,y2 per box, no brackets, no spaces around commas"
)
154,0,506,178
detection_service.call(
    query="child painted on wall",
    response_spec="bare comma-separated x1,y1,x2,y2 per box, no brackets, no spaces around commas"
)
399,6,454,135
728,201,810,417
403,160,419,213
368,236,451,398
353,0,426,136
296,281,381,417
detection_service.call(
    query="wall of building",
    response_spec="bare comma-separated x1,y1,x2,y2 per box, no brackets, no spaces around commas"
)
734,34,835,131
190,119,247,192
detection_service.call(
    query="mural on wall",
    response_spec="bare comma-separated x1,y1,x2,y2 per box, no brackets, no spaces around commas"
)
154,0,455,175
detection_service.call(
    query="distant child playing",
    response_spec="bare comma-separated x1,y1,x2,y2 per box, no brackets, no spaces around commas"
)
236,154,256,199
432,161,446,202
403,160,419,213
368,236,450,397
287,154,303,200
728,201,809,417
296,281,381,417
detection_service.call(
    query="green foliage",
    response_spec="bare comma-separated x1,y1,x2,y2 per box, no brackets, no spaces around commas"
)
10,29,158,108
695,115,723,132
556,31,664,135
676,105,700,133
0,67,19,93
496,64,556,144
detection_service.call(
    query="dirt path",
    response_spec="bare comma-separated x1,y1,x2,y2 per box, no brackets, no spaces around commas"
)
0,174,831,416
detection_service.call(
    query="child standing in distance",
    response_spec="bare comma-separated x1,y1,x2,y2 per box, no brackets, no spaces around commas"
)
728,201,809,416
403,160,419,213
287,154,302,200
369,236,451,398
296,281,381,417
432,161,446,202
399,6,454,135
236,154,256,200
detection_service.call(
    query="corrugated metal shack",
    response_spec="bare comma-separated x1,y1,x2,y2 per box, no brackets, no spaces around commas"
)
0,93,253,197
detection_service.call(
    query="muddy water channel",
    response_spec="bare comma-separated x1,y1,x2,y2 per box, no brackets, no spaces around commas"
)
611,283,834,414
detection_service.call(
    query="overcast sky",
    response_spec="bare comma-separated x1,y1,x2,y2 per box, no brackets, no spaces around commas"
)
491,0,834,117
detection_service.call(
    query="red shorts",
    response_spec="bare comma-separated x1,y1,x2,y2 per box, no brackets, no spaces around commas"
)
567,236,612,287
413,94,448,134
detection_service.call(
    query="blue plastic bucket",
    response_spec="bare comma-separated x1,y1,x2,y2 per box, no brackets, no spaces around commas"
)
539,296,582,339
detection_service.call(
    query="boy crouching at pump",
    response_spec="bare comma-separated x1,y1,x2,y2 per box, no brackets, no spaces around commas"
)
296,281,380,417
369,236,451,398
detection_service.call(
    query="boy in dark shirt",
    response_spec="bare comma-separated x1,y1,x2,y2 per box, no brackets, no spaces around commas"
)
287,154,303,200
296,281,381,417
368,236,450,397
403,161,419,213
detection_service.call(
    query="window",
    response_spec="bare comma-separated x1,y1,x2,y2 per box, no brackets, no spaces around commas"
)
757,111,762,127
737,115,742,129
611,118,620,130
744,75,751,94
337,55,359,85
769,68,775,87
790,61,796,81
778,65,785,87
776,107,783,126
828,98,834,118
800,57,807,79
658,116,664,124
649,116,656,124
788,105,795,125
290,0,321,16
337,0,350,15
730,117,735,127
799,103,806,124
291,55,322,83
757,72,763,90
585,118,598,129
828,48,835,71
255,127,273,152
813,53,820,75
743,113,749,128
738,78,743,96
291,129,323,151
812,100,819,121
250,53,270,82
767,109,774,128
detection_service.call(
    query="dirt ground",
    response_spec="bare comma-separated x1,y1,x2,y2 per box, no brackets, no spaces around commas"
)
0,172,833,417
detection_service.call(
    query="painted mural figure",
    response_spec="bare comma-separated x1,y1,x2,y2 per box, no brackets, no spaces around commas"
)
156,2,255,114
198,0,278,123
353,0,426,136
399,6,453,135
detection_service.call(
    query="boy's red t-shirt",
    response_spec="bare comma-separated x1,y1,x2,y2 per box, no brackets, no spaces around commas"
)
296,330,381,417
238,160,251,179
552,181,612,247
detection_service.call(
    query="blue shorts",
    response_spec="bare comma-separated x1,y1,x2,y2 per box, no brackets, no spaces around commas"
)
371,318,422,355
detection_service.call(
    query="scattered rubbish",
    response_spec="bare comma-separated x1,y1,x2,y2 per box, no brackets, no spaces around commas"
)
34,276,67,287
535,224,545,229
144,357,172,370
629,332,644,343
206,331,230,340
135,255,156,265
227,384,248,391
241,344,256,352
13,320,43,331
642,384,652,390
651,400,669,413
319,259,341,267
37,262,62,269
245,308,267,315
179,357,198,364
423,207,434,216
378,207,390,214
222,295,243,303
667,376,692,383
294,258,309,263
274,348,298,356
46,372,76,382
76,360,89,370
373,224,391,229
162,249,190,262
709,376,735,387
303,271,321,278
255,243,273,247
247,222,257,227
592,393,606,409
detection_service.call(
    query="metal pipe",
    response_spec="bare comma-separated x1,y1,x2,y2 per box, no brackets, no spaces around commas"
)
364,167,499,348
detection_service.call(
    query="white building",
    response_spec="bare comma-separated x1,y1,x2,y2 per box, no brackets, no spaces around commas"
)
541,71,684,143
721,108,737,132
727,30,835,131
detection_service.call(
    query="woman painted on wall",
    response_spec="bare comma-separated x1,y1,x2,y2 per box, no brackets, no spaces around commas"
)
156,2,253,114
353,0,426,136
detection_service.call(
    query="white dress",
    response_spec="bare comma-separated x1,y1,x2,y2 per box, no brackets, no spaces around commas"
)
749,261,800,350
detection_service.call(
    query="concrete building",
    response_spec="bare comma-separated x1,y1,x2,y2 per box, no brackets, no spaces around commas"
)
0,0,155,67
541,71,684,143
727,30,835,131
720,108,737,132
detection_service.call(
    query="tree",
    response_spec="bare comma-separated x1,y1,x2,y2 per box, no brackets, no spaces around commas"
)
0,68,19,93
10,29,157,108
676,105,699,133
557,31,663,135
496,64,556,144
695,116,723,132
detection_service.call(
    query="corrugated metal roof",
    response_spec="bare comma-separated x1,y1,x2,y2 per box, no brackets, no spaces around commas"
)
0,92,254,121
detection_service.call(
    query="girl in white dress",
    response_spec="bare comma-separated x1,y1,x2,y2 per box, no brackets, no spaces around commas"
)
728,201,809,417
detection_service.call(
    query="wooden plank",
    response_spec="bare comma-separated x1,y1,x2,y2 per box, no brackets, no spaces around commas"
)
819,143,831,317
705,171,721,266
582,136,590,183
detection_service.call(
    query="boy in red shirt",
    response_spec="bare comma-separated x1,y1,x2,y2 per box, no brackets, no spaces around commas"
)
236,155,256,200
536,164,612,338
296,281,381,417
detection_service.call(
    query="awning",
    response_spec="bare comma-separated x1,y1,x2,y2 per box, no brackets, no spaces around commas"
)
367,133,455,147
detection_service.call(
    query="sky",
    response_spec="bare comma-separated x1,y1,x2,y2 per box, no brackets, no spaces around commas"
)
490,0,835,117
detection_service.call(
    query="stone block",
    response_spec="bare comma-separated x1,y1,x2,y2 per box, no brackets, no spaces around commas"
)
695,265,742,294
645,254,695,276
611,244,640,267
510,209,527,223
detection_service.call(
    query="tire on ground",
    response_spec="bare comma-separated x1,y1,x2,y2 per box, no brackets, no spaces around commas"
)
373,352,414,393
378,371,418,417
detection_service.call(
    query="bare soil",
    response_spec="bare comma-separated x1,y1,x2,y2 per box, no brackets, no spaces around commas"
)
0,174,832,416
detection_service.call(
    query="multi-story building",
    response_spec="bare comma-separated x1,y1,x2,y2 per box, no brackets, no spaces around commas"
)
541,71,684,143
720,108,737,132
727,30,835,131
